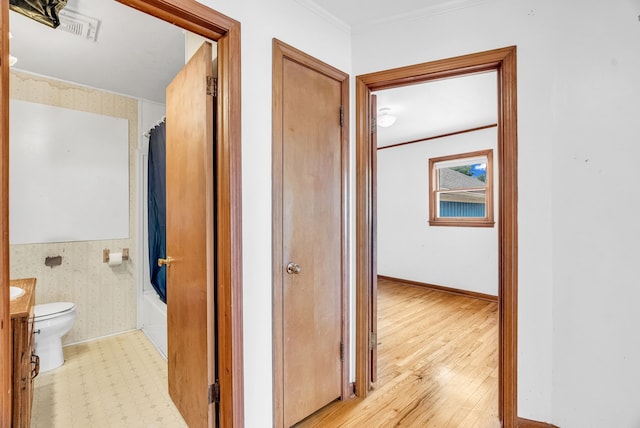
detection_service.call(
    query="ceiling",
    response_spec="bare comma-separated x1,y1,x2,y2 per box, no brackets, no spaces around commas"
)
9,0,185,103
7,0,496,142
307,0,484,31
375,72,497,148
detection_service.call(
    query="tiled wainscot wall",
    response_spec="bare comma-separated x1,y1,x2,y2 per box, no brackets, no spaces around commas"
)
9,71,138,344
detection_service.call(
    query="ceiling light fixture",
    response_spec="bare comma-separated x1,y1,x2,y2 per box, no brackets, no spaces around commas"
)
378,107,397,128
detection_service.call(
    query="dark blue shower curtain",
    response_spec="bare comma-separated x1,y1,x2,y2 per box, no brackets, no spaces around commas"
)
148,122,167,303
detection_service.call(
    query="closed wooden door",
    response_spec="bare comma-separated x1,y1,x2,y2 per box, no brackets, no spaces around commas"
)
273,40,349,428
165,42,217,428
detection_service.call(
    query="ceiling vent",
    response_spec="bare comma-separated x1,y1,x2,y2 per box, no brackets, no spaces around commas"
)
58,9,100,42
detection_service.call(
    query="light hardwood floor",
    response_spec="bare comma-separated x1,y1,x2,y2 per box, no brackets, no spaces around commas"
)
296,277,499,427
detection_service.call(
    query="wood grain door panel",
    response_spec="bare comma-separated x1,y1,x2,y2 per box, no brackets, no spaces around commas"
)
166,41,216,428
282,57,343,427
370,94,378,386
273,40,349,428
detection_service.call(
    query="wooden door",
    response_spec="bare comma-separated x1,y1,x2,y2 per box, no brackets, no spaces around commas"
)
165,42,216,428
370,94,378,386
274,41,348,427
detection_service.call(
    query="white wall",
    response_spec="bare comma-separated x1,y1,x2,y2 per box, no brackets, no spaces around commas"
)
355,0,640,426
196,0,351,425
377,127,498,296
550,1,640,427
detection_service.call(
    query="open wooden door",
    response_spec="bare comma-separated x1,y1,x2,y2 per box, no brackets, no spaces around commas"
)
165,42,217,428
370,94,378,386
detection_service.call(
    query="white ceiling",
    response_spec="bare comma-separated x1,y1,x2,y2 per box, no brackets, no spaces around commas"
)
9,0,185,103
375,72,497,148
307,0,485,31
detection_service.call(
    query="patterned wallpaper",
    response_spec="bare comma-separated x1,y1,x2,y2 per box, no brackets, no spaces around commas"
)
9,70,138,345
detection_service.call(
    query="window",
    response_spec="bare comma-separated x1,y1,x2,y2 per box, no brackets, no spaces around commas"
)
429,149,494,227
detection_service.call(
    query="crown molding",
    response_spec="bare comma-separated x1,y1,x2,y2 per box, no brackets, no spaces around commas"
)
294,0,352,34
352,0,494,34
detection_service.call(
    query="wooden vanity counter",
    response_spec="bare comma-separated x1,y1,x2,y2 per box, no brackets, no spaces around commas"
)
9,277,37,428
10,278,36,319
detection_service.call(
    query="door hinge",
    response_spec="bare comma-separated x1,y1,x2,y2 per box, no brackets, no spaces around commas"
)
340,105,344,127
206,76,218,97
370,331,377,350
340,342,344,361
370,116,377,133
209,381,220,404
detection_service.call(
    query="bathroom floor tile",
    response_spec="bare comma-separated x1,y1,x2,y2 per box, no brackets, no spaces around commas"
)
31,330,188,428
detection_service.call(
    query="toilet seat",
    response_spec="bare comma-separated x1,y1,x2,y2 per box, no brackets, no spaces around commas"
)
35,302,76,321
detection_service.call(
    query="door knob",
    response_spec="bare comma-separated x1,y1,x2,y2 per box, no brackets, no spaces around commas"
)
158,257,174,267
286,262,301,274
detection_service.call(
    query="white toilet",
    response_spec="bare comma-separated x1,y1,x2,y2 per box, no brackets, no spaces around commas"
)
34,302,77,373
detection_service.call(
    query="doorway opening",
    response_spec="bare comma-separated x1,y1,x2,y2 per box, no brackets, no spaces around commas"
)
0,0,243,426
356,47,518,427
372,70,500,423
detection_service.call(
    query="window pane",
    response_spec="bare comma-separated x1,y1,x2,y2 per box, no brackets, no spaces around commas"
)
429,150,493,226
437,161,487,190
438,190,486,217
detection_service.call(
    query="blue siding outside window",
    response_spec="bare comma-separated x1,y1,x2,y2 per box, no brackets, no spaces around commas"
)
440,201,485,217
